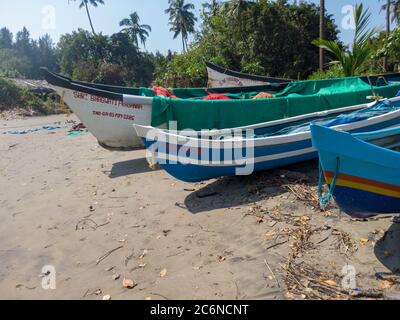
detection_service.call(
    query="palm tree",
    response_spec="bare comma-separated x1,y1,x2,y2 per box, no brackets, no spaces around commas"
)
380,0,400,70
313,3,377,77
72,0,104,35
165,0,197,53
202,0,220,17
221,0,254,19
120,12,152,48
319,0,325,71
380,0,400,23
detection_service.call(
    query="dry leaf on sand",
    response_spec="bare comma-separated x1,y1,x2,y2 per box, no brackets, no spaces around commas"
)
379,280,396,291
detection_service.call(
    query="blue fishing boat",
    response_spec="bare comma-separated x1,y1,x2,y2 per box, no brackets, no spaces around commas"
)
135,97,400,183
311,124,400,218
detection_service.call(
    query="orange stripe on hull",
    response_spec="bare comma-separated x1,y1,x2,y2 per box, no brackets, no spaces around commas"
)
324,171,400,199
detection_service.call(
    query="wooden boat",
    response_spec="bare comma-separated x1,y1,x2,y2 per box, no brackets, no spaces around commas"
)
42,68,288,150
206,61,292,88
311,123,400,218
43,67,400,151
134,97,400,183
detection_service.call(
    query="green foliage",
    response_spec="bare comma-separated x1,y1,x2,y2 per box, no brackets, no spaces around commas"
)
157,0,340,86
57,29,154,86
308,65,345,80
0,75,59,114
0,76,20,109
0,27,58,79
370,30,400,73
313,3,376,76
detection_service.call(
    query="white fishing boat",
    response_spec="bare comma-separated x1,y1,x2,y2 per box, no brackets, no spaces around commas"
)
206,61,292,88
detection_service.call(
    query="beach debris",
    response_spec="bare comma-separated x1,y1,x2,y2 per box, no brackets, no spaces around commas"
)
264,259,280,288
139,249,148,260
218,256,226,263
124,251,135,266
321,279,337,287
105,266,115,272
160,268,168,278
94,289,102,296
163,230,171,237
379,279,396,291
112,273,121,281
5,125,63,135
102,294,112,300
122,278,137,289
285,184,318,207
96,246,124,265
359,238,369,245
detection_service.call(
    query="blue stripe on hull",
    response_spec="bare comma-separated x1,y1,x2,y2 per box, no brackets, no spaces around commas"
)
141,116,400,182
333,186,400,218
158,152,317,183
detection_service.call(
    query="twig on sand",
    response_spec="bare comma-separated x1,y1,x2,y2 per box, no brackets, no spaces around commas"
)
264,259,280,288
150,292,169,300
266,239,289,251
96,246,124,265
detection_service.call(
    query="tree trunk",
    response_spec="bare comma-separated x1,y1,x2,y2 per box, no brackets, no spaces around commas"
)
384,0,391,72
182,35,186,53
319,0,325,71
85,3,96,36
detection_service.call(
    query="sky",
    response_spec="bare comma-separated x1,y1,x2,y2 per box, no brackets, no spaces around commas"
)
0,0,388,54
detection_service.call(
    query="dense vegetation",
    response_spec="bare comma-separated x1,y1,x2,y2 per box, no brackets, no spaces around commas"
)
0,0,400,112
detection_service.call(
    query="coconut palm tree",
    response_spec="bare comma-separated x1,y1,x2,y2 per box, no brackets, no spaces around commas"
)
380,0,400,23
221,0,254,19
72,0,104,35
165,0,197,52
379,0,400,70
202,0,220,17
120,12,152,48
313,3,377,77
319,0,325,71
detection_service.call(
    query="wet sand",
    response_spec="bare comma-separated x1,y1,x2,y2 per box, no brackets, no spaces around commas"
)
0,114,399,300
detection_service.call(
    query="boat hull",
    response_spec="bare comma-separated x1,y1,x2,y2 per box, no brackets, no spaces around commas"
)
54,87,153,150
136,105,400,183
311,124,400,218
206,61,291,88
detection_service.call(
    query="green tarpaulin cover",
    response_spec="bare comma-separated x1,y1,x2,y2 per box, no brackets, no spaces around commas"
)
151,77,400,131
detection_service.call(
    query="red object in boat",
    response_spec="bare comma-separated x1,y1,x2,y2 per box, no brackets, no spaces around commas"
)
203,93,231,100
152,86,176,98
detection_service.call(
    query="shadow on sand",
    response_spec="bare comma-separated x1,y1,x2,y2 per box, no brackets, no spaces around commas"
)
184,159,319,214
375,221,400,275
110,158,160,178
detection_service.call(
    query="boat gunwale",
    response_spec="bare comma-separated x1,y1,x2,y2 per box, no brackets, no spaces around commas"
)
205,61,292,84
134,97,400,147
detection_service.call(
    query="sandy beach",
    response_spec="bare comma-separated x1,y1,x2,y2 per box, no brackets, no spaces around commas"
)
1,114,399,300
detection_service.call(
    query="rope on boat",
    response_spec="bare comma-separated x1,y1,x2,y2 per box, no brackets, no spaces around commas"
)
318,156,340,210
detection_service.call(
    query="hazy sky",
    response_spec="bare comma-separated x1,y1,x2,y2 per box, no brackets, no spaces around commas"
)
0,0,387,53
